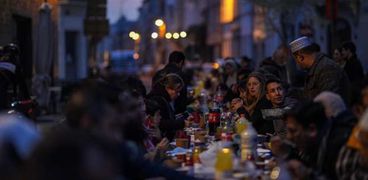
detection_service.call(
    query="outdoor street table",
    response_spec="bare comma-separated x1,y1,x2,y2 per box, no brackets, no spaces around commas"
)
167,128,274,179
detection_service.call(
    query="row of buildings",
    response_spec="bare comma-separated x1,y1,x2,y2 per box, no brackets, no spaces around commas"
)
0,0,111,83
108,0,368,71
1,0,368,85
0,0,109,108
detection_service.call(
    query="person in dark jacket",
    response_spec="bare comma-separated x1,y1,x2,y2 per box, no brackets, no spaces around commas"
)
341,41,364,87
336,109,368,180
259,44,289,85
64,80,194,180
152,51,188,114
289,37,350,102
283,100,356,179
238,72,273,134
263,78,298,137
147,73,186,141
284,102,329,178
314,91,357,179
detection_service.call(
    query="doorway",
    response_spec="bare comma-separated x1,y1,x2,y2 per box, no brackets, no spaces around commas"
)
13,15,33,80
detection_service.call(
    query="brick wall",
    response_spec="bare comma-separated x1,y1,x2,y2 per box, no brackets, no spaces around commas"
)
0,0,59,45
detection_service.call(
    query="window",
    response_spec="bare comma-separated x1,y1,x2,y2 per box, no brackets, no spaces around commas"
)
220,0,235,23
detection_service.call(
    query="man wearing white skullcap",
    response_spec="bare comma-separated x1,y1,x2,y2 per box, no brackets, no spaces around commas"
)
289,36,350,102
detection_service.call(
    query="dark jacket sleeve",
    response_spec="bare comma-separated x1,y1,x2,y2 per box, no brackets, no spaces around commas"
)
249,97,274,135
344,57,364,86
147,96,185,141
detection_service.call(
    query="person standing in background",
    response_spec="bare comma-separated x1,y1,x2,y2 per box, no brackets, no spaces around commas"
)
152,51,188,114
340,41,364,87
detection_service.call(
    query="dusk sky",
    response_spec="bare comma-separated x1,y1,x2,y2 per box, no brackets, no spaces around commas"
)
107,0,143,24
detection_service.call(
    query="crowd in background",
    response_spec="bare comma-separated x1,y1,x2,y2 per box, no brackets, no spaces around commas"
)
0,36,368,179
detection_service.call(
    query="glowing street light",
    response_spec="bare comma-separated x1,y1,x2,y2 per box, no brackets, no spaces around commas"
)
132,33,140,40
180,31,187,38
151,32,158,39
165,32,172,39
155,19,164,27
173,32,180,39
129,31,136,38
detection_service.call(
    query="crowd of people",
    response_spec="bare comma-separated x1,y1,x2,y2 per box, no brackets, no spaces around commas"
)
0,36,368,179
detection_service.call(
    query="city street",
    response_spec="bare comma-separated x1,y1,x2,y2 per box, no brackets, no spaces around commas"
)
1,0,368,179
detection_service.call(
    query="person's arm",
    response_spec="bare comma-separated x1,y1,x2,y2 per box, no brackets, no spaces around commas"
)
287,160,327,180
120,143,196,180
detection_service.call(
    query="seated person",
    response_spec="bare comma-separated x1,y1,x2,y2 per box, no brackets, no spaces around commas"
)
238,72,272,134
336,109,368,180
262,78,298,137
146,74,186,141
144,99,169,162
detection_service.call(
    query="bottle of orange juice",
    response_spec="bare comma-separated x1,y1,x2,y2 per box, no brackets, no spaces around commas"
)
235,114,249,135
215,148,233,179
240,124,257,162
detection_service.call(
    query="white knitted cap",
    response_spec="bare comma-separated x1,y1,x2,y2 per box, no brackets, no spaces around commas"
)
289,36,312,53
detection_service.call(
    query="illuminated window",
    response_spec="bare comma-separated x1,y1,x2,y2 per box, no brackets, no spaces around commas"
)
220,0,236,23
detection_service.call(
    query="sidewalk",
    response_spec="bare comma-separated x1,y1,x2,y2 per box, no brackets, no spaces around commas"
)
36,114,65,132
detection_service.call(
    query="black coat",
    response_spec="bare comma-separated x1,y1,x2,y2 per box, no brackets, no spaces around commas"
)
304,53,350,103
295,110,357,179
146,84,185,141
152,64,188,114
344,55,364,87
246,96,273,135
319,110,357,179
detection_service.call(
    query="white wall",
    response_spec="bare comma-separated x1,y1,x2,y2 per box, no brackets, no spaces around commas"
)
57,1,87,80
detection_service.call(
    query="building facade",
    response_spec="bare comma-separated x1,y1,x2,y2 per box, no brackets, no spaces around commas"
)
0,0,59,80
201,0,368,71
57,0,88,81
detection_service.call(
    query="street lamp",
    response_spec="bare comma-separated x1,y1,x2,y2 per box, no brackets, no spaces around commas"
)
151,32,158,39
129,31,136,38
180,31,187,38
129,31,140,40
128,31,140,60
155,19,166,38
165,32,172,39
132,33,140,40
155,19,164,27
173,32,180,39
